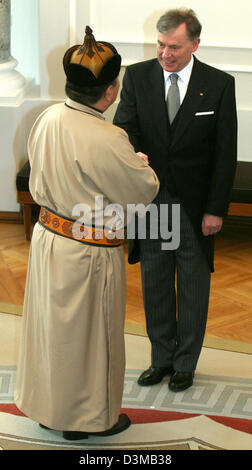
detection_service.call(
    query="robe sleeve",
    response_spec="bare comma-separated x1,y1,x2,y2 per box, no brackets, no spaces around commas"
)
78,125,160,210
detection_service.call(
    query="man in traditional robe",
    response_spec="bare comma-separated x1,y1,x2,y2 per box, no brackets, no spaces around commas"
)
14,27,159,440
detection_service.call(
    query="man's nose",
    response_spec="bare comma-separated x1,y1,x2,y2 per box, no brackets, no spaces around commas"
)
162,47,172,58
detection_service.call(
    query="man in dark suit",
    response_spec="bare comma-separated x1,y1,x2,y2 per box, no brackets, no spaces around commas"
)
113,9,237,391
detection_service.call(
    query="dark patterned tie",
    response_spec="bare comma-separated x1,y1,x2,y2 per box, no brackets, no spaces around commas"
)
167,73,180,123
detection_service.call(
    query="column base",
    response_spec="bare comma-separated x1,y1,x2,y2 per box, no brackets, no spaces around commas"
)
0,57,34,105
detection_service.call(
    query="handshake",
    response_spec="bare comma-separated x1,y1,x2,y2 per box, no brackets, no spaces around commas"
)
137,152,149,164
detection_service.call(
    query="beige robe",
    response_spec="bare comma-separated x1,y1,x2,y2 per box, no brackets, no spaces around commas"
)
14,98,159,432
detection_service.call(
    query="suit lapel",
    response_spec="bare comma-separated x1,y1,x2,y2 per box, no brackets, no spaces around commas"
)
144,60,171,145
170,57,207,149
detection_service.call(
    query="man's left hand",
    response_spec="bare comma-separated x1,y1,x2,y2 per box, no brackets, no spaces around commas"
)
202,214,223,236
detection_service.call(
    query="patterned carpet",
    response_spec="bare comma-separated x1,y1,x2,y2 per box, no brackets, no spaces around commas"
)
0,310,251,452
1,364,252,451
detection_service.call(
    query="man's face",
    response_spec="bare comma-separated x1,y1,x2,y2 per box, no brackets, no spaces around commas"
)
157,23,200,73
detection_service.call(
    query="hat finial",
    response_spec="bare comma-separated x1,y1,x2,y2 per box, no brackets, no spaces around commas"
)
85,26,93,36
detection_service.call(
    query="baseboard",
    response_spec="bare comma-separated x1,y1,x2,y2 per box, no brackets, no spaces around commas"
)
0,207,40,225
0,211,22,224
228,203,252,218
225,214,252,228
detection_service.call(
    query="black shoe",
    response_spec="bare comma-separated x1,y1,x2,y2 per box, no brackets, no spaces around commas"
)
169,371,194,392
62,414,131,441
137,366,174,386
39,424,52,430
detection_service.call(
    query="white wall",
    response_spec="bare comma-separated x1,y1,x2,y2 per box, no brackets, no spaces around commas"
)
11,0,40,85
88,0,252,46
89,0,252,164
0,0,252,212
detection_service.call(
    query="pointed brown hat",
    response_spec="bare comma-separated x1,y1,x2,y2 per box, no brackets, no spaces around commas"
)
63,26,121,89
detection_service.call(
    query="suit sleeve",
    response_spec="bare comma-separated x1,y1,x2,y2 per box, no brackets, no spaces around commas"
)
113,67,142,152
206,76,237,217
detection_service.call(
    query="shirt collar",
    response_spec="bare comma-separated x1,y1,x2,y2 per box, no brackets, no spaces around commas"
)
163,55,194,85
65,98,105,121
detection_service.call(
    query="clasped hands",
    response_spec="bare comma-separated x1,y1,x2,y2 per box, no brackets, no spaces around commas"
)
137,152,149,163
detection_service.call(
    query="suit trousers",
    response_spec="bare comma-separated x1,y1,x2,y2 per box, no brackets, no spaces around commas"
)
139,187,211,372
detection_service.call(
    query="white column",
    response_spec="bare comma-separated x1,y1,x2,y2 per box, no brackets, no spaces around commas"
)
0,0,10,61
0,0,26,103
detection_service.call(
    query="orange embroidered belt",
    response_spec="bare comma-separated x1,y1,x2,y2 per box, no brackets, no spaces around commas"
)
39,207,124,247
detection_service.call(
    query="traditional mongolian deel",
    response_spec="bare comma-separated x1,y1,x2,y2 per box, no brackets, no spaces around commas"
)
14,97,159,433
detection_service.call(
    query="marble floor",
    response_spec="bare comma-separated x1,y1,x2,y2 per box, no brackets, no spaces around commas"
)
1,310,251,379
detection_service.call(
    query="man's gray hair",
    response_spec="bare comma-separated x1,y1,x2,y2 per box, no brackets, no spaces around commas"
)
157,8,202,42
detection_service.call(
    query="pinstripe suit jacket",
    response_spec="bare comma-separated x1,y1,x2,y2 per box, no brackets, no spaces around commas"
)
114,56,238,271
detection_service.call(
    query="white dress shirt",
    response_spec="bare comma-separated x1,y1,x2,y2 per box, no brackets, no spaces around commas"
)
163,55,194,104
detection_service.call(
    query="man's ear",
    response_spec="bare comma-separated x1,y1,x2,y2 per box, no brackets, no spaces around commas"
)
192,38,200,53
104,84,113,103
